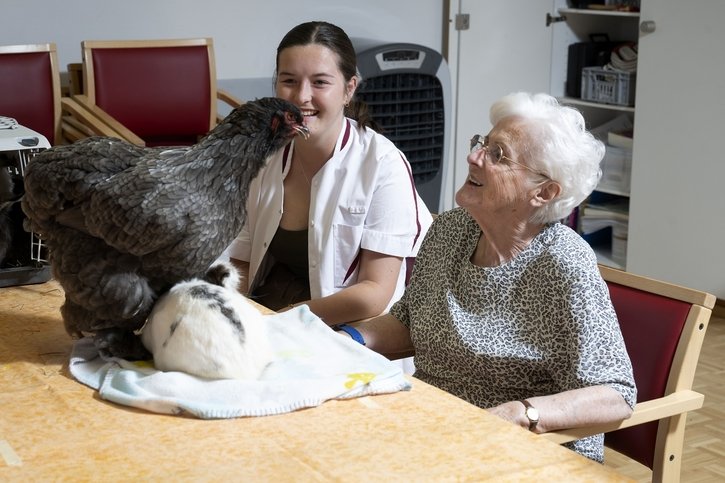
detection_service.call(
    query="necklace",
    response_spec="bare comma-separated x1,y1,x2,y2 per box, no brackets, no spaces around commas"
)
298,158,312,185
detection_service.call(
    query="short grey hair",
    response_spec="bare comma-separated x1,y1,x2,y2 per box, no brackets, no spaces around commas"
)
490,92,605,224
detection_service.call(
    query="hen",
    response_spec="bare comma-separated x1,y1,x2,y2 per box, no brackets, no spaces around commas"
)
22,97,308,358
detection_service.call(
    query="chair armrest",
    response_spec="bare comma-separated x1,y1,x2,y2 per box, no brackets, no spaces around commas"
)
541,389,704,445
217,88,243,109
216,88,243,124
70,95,146,146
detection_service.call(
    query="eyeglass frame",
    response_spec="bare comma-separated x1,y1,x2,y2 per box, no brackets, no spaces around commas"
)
469,134,552,181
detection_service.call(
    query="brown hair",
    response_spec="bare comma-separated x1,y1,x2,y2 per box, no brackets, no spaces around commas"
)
275,21,382,133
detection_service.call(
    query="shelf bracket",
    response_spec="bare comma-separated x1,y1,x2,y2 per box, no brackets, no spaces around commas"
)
546,12,567,27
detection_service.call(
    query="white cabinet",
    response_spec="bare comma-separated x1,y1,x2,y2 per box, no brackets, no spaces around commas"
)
627,0,725,299
446,0,725,298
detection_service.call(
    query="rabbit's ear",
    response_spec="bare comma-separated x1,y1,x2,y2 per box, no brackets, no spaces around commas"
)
204,261,240,291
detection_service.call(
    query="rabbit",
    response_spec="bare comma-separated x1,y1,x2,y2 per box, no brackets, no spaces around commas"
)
140,261,273,379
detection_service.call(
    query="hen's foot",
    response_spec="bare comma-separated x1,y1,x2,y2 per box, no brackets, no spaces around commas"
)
94,328,151,361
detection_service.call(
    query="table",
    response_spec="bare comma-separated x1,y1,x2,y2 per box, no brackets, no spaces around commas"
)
0,280,631,481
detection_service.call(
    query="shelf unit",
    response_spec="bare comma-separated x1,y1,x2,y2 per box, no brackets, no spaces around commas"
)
448,1,725,298
552,6,640,270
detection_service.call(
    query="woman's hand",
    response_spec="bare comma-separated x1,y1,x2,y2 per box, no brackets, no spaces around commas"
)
487,401,531,431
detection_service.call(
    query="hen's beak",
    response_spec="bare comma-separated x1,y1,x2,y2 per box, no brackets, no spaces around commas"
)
295,124,310,140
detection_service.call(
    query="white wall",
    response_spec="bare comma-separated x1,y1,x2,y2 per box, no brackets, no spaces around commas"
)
2,0,443,99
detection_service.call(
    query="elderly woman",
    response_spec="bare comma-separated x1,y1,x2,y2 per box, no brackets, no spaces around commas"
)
334,92,636,462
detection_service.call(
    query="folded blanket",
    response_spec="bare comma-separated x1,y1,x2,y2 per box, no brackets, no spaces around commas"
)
69,305,411,419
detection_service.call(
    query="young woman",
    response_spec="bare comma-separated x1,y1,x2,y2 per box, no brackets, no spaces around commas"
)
223,21,432,328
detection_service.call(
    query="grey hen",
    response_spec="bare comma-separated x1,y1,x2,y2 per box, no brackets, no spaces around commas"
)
22,97,308,358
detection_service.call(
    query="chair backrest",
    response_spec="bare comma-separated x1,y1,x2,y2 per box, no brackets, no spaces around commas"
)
81,38,218,146
599,265,714,478
0,43,61,145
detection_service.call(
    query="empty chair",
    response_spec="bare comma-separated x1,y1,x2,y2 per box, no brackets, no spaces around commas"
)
0,43,62,145
70,38,241,147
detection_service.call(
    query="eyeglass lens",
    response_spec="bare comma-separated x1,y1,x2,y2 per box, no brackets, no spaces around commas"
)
470,135,503,163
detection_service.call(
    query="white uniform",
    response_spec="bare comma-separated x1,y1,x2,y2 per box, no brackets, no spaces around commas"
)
223,117,433,311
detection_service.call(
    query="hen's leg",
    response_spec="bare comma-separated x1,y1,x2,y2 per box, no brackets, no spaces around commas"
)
52,229,157,323
61,298,150,360
60,298,95,338
48,228,157,359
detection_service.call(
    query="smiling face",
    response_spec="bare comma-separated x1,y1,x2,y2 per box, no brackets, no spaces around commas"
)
275,44,356,146
455,117,542,221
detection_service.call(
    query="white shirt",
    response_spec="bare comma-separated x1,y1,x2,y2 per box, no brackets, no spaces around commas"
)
223,117,433,310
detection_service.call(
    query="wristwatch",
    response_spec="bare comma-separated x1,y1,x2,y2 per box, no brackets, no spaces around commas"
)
520,399,539,431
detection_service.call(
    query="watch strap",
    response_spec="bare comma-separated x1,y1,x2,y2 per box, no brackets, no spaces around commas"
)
520,399,539,431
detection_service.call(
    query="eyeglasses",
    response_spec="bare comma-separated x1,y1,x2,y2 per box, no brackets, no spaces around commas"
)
469,134,551,180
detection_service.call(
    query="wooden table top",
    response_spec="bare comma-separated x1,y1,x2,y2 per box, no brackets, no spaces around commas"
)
0,280,632,481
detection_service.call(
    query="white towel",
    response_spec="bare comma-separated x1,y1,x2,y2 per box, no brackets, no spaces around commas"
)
69,305,411,419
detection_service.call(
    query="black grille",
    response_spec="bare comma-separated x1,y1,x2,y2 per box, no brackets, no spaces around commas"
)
356,73,445,184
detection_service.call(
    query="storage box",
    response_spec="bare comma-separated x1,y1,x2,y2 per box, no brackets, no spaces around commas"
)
597,145,632,195
581,67,636,106
566,39,617,98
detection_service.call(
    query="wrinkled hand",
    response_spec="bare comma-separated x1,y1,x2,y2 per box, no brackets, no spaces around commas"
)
487,400,529,431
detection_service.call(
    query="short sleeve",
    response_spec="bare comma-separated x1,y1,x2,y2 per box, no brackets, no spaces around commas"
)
360,148,431,257
550,266,637,409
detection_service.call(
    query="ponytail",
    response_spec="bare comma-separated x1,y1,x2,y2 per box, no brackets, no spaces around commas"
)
345,99,383,134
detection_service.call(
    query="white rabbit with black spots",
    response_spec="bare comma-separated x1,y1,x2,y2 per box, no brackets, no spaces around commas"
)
140,261,273,379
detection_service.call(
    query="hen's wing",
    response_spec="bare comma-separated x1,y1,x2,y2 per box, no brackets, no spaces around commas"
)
22,137,148,231
24,137,192,255
81,155,204,259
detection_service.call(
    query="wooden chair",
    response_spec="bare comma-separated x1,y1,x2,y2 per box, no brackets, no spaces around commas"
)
0,43,62,145
543,265,715,483
66,38,242,147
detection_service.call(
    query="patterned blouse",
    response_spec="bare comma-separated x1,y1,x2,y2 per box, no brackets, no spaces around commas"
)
390,208,636,462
